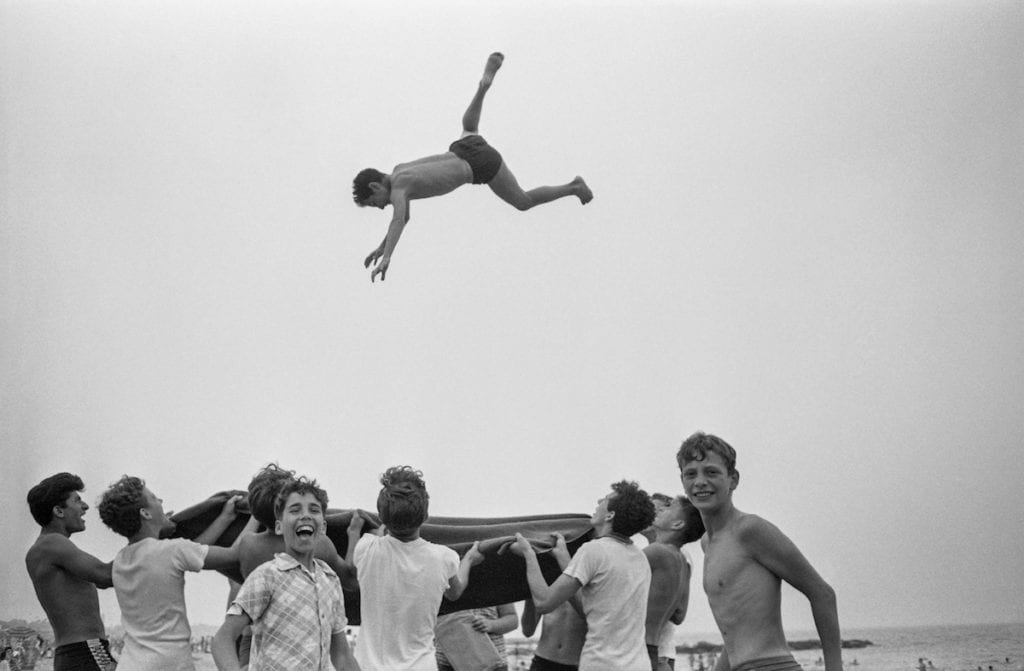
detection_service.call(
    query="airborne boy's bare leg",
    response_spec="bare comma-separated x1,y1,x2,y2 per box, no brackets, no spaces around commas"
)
462,52,504,135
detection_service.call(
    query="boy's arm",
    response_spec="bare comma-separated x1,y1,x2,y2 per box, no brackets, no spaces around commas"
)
644,544,681,640
330,630,360,671
315,535,359,592
549,533,585,617
474,602,518,635
204,545,240,571
670,561,691,624
520,598,540,638
746,518,842,671
211,612,251,671
512,533,582,614
369,191,410,282
45,537,114,589
444,541,484,601
195,495,244,545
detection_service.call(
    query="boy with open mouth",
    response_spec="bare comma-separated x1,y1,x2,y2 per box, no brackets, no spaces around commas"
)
212,477,359,671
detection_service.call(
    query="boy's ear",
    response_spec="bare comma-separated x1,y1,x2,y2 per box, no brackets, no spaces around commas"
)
140,508,152,521
274,520,283,535
730,470,740,490
52,505,65,519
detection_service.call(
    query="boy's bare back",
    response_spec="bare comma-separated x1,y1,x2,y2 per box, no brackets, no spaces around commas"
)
390,153,473,201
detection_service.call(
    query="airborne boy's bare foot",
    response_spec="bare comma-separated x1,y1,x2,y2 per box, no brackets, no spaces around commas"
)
573,176,594,204
481,52,504,88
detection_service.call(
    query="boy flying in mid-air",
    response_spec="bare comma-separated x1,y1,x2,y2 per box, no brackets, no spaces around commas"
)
353,52,593,282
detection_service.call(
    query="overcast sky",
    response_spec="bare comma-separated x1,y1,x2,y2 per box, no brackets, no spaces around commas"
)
2,0,1022,639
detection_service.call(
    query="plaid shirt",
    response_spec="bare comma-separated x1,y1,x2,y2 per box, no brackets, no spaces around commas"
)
229,553,347,671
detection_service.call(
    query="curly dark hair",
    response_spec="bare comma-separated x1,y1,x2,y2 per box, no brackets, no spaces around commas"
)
248,463,296,528
98,475,147,538
273,476,329,521
377,465,429,532
607,480,656,538
352,168,386,205
676,431,738,476
27,472,85,526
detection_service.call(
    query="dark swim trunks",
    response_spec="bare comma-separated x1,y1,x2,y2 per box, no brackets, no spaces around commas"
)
731,655,804,671
449,134,504,184
530,654,579,671
54,638,117,671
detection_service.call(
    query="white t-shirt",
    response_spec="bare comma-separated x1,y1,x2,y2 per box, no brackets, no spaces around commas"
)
113,537,208,671
354,534,460,671
564,536,651,671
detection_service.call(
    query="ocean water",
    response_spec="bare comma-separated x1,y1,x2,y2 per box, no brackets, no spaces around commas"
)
675,623,1024,671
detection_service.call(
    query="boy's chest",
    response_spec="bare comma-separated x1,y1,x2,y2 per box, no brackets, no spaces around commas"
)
702,535,755,597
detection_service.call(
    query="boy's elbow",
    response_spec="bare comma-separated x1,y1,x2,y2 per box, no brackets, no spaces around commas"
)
810,581,837,610
534,598,557,615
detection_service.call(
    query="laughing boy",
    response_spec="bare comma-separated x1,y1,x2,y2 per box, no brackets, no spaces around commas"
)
211,477,360,671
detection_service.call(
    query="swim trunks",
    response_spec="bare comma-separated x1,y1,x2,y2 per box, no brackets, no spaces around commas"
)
530,654,579,671
731,655,804,671
53,638,117,671
449,134,503,184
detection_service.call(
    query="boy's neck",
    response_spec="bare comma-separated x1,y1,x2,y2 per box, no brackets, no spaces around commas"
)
41,524,72,539
701,501,738,537
653,528,685,547
600,529,633,544
127,523,162,545
388,528,421,543
286,547,316,570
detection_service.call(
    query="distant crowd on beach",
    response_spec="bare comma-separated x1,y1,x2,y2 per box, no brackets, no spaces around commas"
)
24,432,845,671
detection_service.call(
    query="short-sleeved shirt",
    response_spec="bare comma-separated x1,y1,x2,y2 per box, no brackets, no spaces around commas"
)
113,537,208,671
228,553,347,671
564,536,652,671
354,534,460,671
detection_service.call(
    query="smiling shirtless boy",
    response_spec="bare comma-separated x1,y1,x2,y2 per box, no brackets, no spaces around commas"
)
676,433,843,671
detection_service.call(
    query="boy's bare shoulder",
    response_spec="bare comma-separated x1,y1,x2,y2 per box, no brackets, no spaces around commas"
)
644,542,682,563
27,532,71,560
733,512,791,550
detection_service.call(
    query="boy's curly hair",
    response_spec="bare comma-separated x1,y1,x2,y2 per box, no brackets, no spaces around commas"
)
376,465,429,532
607,480,656,537
676,431,738,476
27,472,85,527
248,463,296,528
98,475,148,538
273,476,329,521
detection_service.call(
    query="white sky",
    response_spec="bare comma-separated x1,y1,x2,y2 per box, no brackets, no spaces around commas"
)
2,0,1023,639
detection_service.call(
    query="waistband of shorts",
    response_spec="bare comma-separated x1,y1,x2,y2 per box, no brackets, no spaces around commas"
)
731,654,801,671
55,638,108,654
